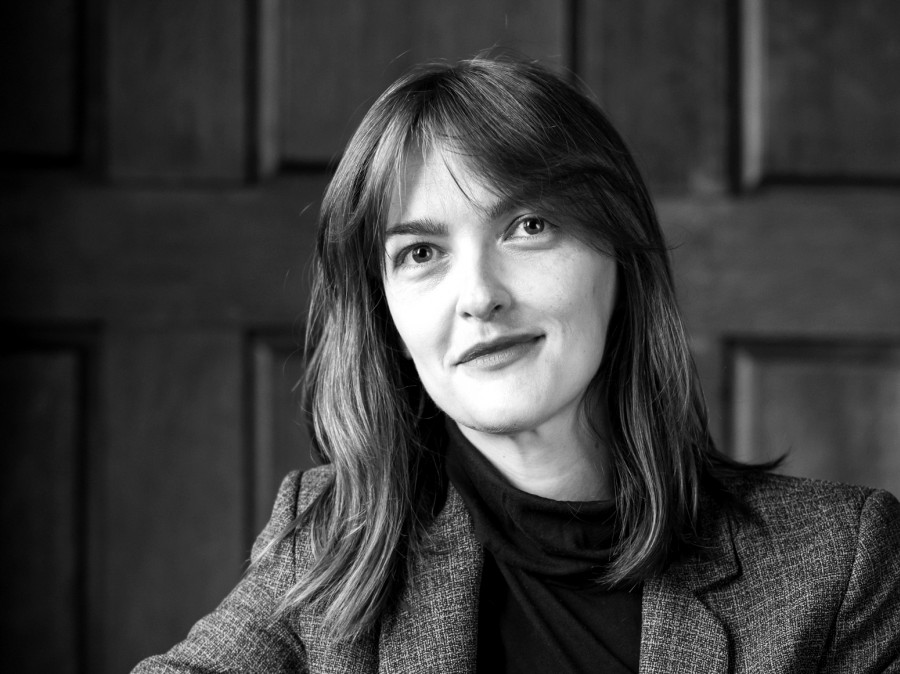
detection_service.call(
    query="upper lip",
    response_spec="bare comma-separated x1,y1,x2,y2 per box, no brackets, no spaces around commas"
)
455,333,542,365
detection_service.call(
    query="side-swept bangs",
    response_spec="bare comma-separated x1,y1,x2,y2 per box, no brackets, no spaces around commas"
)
321,57,666,288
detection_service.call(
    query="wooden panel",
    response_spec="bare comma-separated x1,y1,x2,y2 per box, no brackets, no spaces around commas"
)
658,190,900,448
0,0,79,158
580,0,728,194
741,0,900,184
729,340,900,494
102,331,245,672
0,173,326,326
1,170,328,670
107,0,246,181
280,0,567,162
249,330,317,537
0,330,95,673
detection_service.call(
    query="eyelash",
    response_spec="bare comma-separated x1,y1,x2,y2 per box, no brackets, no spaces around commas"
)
394,243,436,267
507,214,551,239
390,214,555,269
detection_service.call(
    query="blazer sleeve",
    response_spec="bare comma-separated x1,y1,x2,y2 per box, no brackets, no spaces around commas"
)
131,471,308,674
821,488,900,673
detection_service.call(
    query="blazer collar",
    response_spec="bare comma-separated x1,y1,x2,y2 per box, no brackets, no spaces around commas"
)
297,475,742,674
639,498,741,674
378,485,743,674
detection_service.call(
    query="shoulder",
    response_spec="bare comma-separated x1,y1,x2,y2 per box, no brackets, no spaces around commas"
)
131,467,339,672
713,471,900,588
721,470,899,540
252,465,335,556
704,473,900,669
291,464,335,510
275,464,335,512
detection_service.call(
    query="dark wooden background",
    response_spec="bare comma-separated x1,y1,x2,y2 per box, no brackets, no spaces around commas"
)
1,1,898,671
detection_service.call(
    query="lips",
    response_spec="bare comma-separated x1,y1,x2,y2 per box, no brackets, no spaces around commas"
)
456,333,543,365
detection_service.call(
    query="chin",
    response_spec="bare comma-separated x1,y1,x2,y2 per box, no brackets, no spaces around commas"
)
445,404,543,436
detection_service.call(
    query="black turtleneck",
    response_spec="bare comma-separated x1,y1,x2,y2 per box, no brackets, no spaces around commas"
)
444,420,642,673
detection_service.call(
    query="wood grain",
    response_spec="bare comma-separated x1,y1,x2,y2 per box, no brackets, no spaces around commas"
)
658,190,900,470
279,0,566,162
0,337,88,673
580,0,729,194
764,0,900,179
0,172,327,326
101,331,244,672
106,0,246,181
730,340,900,492
249,331,317,538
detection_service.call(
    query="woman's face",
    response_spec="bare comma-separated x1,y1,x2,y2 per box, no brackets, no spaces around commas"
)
382,147,617,436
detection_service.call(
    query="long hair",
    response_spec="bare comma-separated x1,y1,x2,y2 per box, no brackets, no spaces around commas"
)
278,56,755,640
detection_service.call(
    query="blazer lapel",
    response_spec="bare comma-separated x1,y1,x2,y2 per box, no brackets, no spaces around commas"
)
378,485,483,674
640,506,741,674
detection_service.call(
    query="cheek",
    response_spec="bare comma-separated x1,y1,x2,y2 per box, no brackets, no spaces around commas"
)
384,291,411,348
384,286,438,361
584,250,617,313
590,272,616,325
561,256,617,345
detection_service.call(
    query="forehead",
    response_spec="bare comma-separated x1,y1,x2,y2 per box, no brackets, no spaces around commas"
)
385,146,504,227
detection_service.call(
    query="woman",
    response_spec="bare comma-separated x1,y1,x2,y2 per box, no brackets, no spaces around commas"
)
134,57,900,673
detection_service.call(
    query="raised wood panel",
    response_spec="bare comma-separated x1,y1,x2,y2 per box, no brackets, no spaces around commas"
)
580,0,728,194
107,0,247,181
0,0,79,159
729,339,900,494
658,190,900,449
249,330,317,537
741,0,900,184
1,168,329,671
280,0,567,162
102,331,245,672
0,329,95,673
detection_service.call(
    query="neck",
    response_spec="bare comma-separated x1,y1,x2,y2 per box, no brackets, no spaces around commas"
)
454,410,612,501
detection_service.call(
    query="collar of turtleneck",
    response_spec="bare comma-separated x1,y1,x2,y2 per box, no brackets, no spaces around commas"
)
444,418,619,580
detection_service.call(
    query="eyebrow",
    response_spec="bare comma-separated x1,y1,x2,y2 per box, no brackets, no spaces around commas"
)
484,195,519,222
384,218,448,240
384,196,522,240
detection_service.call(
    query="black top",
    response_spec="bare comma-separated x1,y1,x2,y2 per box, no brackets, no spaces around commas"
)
445,421,642,673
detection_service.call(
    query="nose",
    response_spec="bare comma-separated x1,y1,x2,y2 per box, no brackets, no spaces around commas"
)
455,249,511,320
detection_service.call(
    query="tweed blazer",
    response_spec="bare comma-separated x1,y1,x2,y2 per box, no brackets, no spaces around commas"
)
134,465,900,673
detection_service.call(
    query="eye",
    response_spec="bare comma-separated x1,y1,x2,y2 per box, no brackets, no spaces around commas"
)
518,216,546,236
409,244,434,264
508,214,552,240
391,242,436,269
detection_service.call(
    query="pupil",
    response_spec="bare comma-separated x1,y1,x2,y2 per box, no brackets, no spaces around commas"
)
413,246,430,262
525,218,544,234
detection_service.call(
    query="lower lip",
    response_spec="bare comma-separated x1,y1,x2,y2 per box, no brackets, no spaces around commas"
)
459,337,542,371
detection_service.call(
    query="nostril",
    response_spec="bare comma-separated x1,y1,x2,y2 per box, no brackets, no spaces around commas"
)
458,295,507,320
455,259,512,319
